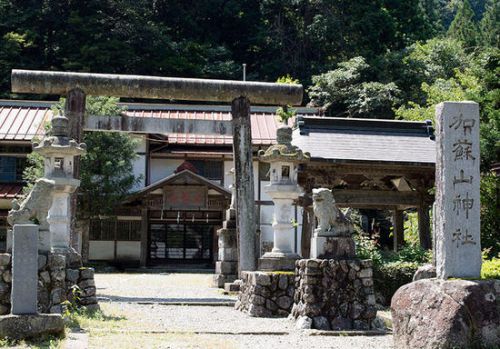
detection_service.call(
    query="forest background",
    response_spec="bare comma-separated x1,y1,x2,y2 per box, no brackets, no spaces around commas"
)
0,0,498,258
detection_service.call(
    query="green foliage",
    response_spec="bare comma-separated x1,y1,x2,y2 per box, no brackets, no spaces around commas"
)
481,256,500,279
480,173,500,258
309,57,400,118
353,233,383,267
448,0,479,48
275,106,296,124
373,261,421,305
21,151,44,195
22,96,140,218
480,0,500,48
385,244,432,265
276,74,299,85
80,131,139,217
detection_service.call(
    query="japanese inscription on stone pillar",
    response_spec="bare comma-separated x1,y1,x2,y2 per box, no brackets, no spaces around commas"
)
435,102,481,279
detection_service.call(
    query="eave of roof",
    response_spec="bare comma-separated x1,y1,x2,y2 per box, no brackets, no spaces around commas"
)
126,169,231,202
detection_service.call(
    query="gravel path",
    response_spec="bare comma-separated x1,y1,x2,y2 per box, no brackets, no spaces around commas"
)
93,272,394,349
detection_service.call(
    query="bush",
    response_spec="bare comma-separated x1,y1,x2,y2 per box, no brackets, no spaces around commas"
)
373,261,421,306
481,257,500,279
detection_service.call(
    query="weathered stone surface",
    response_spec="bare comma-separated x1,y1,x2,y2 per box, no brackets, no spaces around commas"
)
66,269,80,283
50,288,64,304
435,102,481,279
38,254,47,270
413,264,436,281
40,271,51,285
12,69,303,105
48,254,66,269
11,224,38,315
0,254,11,267
291,258,376,330
2,271,11,284
312,316,331,330
295,316,312,329
391,279,500,349
78,279,95,289
0,314,64,340
237,271,295,317
0,304,9,315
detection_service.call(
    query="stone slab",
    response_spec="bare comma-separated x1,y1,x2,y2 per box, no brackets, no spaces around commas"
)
11,224,38,315
435,102,481,279
258,256,297,271
0,314,64,340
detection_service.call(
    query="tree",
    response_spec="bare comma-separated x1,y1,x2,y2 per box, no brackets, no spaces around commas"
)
25,96,140,218
480,0,500,48
309,57,400,118
448,0,479,48
76,97,140,218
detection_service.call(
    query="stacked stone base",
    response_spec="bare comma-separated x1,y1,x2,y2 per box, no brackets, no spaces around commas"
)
291,259,377,331
0,251,98,314
236,271,295,317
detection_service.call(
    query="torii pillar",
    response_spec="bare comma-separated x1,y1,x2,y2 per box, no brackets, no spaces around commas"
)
11,70,303,272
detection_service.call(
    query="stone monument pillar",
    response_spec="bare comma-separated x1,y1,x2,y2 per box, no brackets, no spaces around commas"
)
257,126,309,271
0,224,64,340
310,188,356,259
435,101,481,279
212,169,239,288
33,114,86,253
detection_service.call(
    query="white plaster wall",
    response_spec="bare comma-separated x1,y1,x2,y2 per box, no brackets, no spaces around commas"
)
150,158,184,184
260,180,272,201
116,241,140,260
253,161,259,198
223,160,233,190
89,241,114,260
131,154,146,191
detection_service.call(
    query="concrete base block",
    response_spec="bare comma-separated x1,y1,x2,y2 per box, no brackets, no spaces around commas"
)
0,314,64,340
310,236,356,259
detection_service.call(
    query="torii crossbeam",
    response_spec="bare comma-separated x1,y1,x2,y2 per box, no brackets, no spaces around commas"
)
11,69,303,273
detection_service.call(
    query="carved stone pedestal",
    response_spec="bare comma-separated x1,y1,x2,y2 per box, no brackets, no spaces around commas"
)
310,236,356,259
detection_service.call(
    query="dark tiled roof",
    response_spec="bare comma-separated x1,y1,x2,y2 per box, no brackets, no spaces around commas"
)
292,116,436,165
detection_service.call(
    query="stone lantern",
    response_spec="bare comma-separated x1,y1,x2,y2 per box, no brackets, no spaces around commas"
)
258,125,309,271
33,114,86,253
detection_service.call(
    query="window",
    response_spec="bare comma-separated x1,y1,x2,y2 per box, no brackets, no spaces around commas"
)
259,162,270,181
0,157,26,182
190,160,223,180
90,219,141,241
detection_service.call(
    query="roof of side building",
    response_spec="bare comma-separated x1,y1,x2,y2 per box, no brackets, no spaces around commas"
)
292,116,436,165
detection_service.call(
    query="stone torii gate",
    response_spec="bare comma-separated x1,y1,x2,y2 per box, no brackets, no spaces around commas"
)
11,69,303,272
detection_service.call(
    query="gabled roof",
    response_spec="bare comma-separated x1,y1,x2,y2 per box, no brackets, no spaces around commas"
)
128,169,231,201
292,116,436,165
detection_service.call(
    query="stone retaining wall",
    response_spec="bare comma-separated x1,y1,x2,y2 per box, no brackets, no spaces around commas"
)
291,259,377,330
236,271,295,317
0,252,98,314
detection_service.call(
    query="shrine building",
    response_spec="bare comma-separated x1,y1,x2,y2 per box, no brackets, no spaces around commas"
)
0,100,436,267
